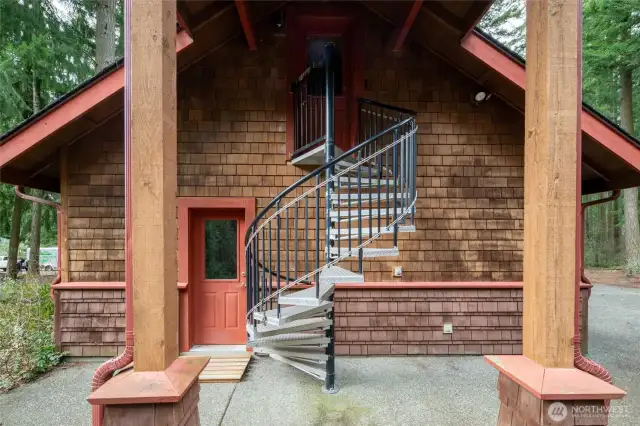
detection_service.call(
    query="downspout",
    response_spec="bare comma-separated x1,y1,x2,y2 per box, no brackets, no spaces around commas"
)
90,0,133,424
574,190,619,383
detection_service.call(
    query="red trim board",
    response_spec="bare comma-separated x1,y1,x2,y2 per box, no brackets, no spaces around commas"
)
51,281,594,290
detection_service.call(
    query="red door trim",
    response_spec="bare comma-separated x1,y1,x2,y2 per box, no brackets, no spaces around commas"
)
176,197,256,352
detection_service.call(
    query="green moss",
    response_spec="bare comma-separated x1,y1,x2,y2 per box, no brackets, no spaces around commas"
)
309,393,372,426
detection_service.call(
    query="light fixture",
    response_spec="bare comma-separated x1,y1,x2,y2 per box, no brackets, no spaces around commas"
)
473,91,492,105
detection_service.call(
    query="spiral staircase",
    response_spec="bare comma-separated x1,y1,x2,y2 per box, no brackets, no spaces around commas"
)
244,44,418,393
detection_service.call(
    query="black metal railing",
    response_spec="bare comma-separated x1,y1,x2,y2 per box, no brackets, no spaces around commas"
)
291,54,329,156
245,113,417,314
246,44,417,392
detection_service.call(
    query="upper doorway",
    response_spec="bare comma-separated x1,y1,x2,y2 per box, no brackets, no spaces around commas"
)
191,210,247,345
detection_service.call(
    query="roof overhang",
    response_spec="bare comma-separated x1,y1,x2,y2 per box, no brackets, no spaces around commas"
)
1,1,639,195
461,30,640,173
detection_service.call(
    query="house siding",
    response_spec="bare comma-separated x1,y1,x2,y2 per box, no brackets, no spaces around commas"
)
60,16,533,356
57,287,590,357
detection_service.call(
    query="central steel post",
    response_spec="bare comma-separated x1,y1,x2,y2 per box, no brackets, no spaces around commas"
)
323,43,338,394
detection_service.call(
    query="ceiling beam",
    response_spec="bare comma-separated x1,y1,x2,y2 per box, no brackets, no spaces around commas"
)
461,1,493,40
391,0,423,52
421,1,466,33
235,0,257,50
191,2,235,33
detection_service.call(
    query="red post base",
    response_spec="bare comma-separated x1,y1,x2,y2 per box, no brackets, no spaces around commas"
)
88,357,209,426
497,373,608,426
486,356,625,426
103,381,201,426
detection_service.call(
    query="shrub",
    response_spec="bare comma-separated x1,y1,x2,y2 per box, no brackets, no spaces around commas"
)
0,277,65,392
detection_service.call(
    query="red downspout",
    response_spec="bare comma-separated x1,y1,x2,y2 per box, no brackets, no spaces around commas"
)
14,186,62,294
574,191,619,384
90,0,133,424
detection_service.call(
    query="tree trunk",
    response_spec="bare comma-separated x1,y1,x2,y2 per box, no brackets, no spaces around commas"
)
28,189,42,275
620,67,640,274
28,70,42,276
95,0,117,72
7,195,24,279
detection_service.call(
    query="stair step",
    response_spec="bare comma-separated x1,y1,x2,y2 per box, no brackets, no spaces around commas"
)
269,354,327,381
320,265,364,284
329,225,416,239
254,346,329,362
247,317,332,339
331,192,410,204
253,301,332,326
330,207,405,219
335,163,384,177
329,247,399,258
338,176,396,186
248,332,330,348
278,282,335,307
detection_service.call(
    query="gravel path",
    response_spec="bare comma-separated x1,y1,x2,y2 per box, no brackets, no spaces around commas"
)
1,284,638,425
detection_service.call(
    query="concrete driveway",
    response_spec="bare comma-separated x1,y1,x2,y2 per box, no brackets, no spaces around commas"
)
1,284,638,426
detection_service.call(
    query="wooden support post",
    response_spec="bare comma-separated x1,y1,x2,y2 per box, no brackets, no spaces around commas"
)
131,0,178,372
59,146,69,283
523,0,580,368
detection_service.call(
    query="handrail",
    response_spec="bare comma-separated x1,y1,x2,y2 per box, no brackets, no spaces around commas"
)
244,115,415,245
245,127,417,318
357,98,417,115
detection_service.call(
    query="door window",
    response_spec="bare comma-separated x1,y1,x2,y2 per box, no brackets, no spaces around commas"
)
204,220,237,279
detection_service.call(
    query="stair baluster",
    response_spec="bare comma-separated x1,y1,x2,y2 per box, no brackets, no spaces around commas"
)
244,46,418,391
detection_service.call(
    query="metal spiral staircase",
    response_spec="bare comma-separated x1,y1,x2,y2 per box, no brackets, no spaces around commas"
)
245,44,418,393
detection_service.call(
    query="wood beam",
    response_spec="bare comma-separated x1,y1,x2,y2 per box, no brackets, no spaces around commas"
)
461,1,493,40
421,1,466,32
131,0,179,372
523,0,580,368
235,0,257,50
59,146,69,283
191,1,235,32
391,0,423,52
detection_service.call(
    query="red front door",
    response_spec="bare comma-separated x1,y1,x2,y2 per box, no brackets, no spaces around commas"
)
192,210,246,345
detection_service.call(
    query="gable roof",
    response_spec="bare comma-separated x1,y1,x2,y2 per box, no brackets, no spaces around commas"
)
1,0,639,194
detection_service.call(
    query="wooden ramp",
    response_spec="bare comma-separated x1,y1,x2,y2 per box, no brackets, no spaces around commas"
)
196,353,252,383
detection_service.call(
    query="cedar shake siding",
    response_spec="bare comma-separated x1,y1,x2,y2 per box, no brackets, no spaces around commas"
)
66,18,524,284
60,16,532,355
57,287,591,357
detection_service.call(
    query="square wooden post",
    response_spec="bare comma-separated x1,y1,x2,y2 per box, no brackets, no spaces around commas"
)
522,0,579,368
486,3,626,425
89,2,207,424
131,0,179,371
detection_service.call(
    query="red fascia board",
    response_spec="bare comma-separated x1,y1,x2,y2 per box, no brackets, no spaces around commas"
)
461,32,640,173
0,31,193,169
